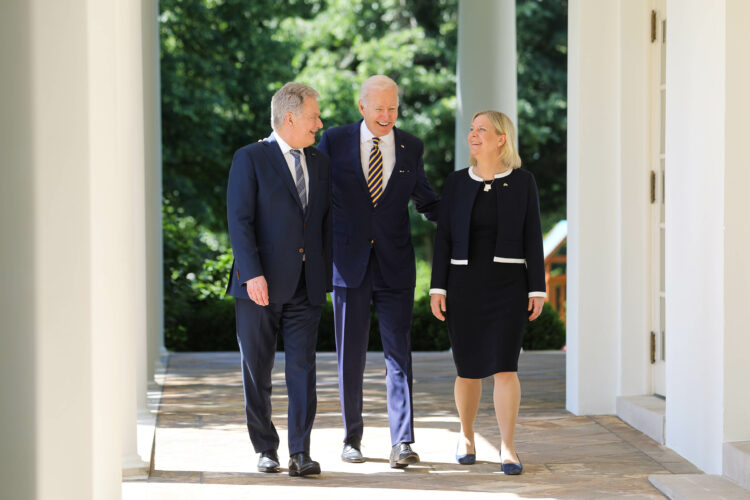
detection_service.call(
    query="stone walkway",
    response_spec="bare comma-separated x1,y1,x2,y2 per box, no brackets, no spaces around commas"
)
123,350,702,499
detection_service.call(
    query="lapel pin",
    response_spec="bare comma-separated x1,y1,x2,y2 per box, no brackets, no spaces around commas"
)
503,183,508,187
400,144,405,149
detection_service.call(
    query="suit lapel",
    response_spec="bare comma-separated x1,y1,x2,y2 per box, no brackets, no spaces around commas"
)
380,127,405,202
262,137,305,213
351,122,370,195
303,146,318,219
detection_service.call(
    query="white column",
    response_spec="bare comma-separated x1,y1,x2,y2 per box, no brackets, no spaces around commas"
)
0,0,151,496
566,0,621,414
665,0,726,474
33,0,100,496
723,0,750,446
142,0,166,383
455,0,517,171
106,0,150,477
87,0,130,494
0,2,39,498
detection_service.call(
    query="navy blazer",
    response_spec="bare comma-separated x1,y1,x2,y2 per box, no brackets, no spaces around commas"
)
430,167,546,296
225,136,332,306
318,121,439,289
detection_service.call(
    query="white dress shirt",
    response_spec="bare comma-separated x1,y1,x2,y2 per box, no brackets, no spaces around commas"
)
272,130,309,198
360,121,395,190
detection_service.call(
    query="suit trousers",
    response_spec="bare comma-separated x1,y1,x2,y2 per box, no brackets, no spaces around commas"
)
234,267,321,455
332,252,415,446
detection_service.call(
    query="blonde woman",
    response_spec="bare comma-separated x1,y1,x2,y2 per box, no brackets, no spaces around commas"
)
429,111,546,474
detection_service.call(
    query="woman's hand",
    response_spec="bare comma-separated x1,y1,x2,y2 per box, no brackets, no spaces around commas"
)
528,297,544,321
430,293,446,321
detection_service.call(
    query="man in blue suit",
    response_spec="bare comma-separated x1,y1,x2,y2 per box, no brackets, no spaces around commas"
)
318,75,439,468
226,82,331,477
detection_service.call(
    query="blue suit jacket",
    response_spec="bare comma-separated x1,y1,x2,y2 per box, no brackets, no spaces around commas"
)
225,136,332,305
318,121,439,289
430,167,546,296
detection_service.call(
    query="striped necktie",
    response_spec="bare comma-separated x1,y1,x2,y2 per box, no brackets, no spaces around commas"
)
290,149,307,209
367,137,383,206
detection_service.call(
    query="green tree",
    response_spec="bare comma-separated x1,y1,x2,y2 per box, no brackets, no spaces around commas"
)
517,0,568,231
160,0,319,232
158,0,567,350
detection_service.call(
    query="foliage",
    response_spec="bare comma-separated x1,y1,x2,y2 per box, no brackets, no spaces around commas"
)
162,202,236,350
517,0,568,232
159,0,568,350
160,0,320,233
523,302,566,350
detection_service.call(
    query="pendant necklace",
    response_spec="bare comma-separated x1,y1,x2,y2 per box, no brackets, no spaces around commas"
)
483,179,495,192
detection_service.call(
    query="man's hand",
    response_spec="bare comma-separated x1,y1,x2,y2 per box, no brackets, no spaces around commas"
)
528,297,544,321
245,276,269,306
430,293,446,321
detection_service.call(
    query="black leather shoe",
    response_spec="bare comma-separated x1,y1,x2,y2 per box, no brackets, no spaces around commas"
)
389,442,420,469
257,450,280,473
341,442,365,463
288,452,321,477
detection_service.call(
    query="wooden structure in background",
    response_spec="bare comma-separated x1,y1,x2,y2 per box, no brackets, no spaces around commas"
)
543,220,567,323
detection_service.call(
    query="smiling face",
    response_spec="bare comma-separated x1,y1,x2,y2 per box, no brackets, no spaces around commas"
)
284,96,323,149
467,113,506,162
359,86,399,137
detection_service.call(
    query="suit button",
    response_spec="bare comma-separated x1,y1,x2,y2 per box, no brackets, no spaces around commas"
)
370,239,374,246
298,248,304,253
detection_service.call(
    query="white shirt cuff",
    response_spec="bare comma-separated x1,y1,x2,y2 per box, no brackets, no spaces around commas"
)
429,288,447,296
528,291,547,298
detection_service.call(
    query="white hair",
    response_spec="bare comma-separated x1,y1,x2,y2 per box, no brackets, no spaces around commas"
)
270,82,320,130
359,75,399,106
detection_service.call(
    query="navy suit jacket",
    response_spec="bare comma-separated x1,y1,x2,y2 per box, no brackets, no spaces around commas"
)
225,136,332,306
318,121,439,289
430,167,546,295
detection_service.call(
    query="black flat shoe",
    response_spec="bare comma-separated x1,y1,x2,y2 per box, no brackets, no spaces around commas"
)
288,452,321,477
342,442,365,463
257,449,280,473
500,452,523,475
456,440,476,465
389,442,420,469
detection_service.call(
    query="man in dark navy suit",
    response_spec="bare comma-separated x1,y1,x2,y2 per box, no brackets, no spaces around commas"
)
226,82,331,477
318,75,439,468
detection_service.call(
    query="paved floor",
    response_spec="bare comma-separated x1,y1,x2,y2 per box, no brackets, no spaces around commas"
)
123,350,702,499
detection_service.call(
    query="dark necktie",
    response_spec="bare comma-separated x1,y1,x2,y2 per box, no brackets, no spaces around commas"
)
367,137,383,206
290,149,307,209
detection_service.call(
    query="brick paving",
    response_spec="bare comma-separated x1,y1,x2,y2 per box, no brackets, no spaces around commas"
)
123,350,701,499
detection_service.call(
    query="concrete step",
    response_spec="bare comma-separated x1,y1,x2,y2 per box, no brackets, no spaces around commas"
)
725,441,750,491
617,395,665,444
649,474,750,499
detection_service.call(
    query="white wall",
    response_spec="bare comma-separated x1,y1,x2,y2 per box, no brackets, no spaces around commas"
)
665,0,726,474
566,0,622,415
455,0,517,171
723,0,750,445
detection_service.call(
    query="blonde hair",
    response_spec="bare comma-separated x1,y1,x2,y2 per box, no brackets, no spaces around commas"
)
468,110,522,169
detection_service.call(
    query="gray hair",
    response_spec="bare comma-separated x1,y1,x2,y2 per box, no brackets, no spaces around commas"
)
359,75,399,106
270,82,320,130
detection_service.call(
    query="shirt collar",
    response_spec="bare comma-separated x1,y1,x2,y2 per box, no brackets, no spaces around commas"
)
272,130,296,155
360,121,394,147
468,166,514,181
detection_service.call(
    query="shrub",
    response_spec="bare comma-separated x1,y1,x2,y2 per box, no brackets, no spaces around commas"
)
523,302,566,350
